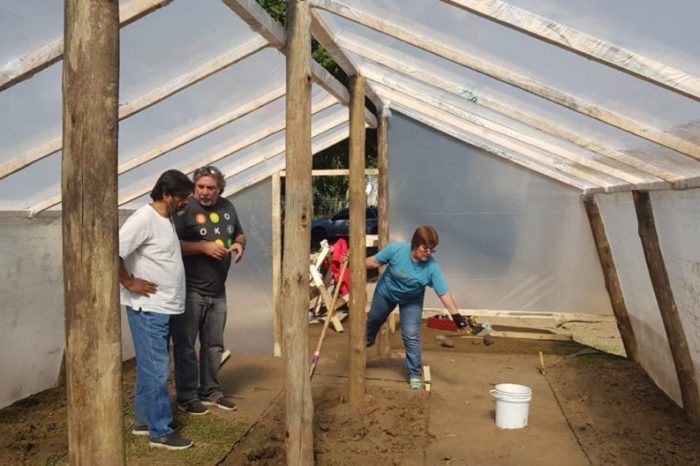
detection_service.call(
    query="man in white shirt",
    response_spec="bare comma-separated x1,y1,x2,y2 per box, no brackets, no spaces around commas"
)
118,169,194,450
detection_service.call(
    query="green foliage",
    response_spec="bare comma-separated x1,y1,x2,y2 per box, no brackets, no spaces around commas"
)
256,0,286,25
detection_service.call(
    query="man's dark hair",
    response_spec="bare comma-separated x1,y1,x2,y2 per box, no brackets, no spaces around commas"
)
150,169,194,201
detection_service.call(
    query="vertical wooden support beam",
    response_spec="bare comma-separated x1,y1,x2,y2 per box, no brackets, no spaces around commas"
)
376,113,392,357
272,172,282,357
282,1,315,463
348,74,368,409
583,198,639,363
633,191,700,425
62,1,123,464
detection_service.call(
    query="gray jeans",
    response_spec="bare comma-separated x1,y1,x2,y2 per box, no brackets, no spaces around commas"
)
171,291,228,403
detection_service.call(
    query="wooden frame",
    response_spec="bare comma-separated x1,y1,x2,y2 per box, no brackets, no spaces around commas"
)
442,0,700,102
311,0,700,160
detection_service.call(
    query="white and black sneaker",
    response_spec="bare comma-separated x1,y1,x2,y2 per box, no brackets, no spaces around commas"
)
201,396,237,412
177,399,210,416
149,434,193,451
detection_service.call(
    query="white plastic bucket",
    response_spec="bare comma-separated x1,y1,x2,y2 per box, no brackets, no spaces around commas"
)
489,383,532,429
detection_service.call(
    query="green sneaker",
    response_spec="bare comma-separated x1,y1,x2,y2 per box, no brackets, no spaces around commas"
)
409,378,422,390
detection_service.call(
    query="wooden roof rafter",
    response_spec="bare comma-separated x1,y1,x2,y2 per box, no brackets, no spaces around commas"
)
221,0,377,128
441,0,700,102
0,36,269,182
371,79,663,190
0,0,173,93
338,35,683,186
310,0,700,160
117,109,350,207
27,93,340,216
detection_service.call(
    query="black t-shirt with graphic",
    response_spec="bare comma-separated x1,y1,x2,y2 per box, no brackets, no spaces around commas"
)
173,197,244,296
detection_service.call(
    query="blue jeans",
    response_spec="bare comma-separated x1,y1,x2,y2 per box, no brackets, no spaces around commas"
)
170,292,228,403
366,292,424,379
126,306,174,439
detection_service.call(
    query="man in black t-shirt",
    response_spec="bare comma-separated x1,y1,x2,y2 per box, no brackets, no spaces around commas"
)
171,165,245,414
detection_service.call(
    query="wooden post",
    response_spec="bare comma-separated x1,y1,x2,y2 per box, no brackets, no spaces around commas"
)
583,198,639,363
348,74,368,409
376,113,391,357
633,191,700,425
62,1,123,464
282,1,314,463
272,172,282,357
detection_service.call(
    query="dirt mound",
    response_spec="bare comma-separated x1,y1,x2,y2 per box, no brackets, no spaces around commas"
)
222,384,430,466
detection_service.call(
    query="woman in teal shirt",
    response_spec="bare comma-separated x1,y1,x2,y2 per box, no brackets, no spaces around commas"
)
366,225,469,390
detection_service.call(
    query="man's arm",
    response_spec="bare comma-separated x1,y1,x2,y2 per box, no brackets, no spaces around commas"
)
119,257,157,296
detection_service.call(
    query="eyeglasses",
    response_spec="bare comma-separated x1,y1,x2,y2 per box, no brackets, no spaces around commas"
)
419,244,436,254
193,165,222,179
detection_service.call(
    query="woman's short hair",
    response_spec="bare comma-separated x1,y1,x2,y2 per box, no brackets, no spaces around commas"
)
150,169,195,201
411,225,439,250
193,165,226,194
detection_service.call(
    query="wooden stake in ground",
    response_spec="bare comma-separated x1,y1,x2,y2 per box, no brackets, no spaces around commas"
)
348,74,368,409
539,351,546,376
282,1,314,462
62,1,123,464
310,260,348,379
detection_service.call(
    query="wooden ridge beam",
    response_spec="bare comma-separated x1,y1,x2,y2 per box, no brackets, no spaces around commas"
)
371,75,649,188
0,38,269,181
378,84,625,191
442,0,700,102
0,0,172,92
584,197,639,363
390,101,599,193
311,0,700,160
633,191,700,425
338,36,681,185
221,0,376,127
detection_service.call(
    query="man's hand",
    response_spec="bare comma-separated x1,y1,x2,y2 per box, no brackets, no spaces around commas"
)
201,241,229,260
124,277,158,296
451,313,470,334
229,242,245,264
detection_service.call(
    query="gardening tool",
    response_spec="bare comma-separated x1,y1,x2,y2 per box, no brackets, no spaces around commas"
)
309,259,348,380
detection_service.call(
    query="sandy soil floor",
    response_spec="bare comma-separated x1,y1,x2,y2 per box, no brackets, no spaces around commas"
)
2,317,700,466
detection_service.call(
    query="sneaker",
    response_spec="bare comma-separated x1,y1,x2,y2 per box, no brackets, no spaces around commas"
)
201,396,237,411
409,378,422,390
131,424,148,436
178,399,210,416
149,433,193,451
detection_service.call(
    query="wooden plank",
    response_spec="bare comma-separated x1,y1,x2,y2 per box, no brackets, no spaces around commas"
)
338,36,681,184
0,0,172,92
584,197,639,363
281,168,378,177
348,74,368,409
312,0,700,160
374,79,643,188
633,190,700,425
423,365,432,392
272,172,282,357
387,95,606,192
62,1,123,464
424,308,616,323
442,0,700,102
282,0,315,461
488,331,572,341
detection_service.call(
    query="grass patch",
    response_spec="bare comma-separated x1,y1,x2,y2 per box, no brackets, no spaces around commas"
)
122,406,249,466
